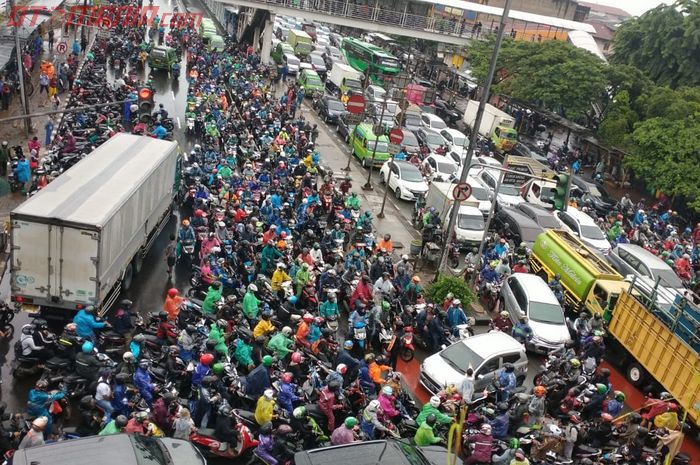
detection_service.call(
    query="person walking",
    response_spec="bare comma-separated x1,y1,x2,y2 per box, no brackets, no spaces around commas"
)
0,141,10,177
38,71,49,104
44,116,54,147
48,29,54,51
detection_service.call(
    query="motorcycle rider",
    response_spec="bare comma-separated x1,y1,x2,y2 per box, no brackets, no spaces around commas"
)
464,423,493,465
331,416,359,445
73,305,107,344
527,385,547,426
415,414,443,446
428,311,448,352
242,283,262,324
512,316,534,344
489,402,510,440
277,372,300,417
360,400,393,440
496,363,517,402
214,404,238,455
272,424,297,463
245,355,273,399
26,379,65,436
446,299,468,337
492,311,514,333
318,380,344,432
255,422,277,465
134,358,156,407
20,322,54,362
75,341,101,383
416,396,453,426
267,326,294,360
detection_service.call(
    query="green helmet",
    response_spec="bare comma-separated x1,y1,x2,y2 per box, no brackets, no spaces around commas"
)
344,417,358,428
212,363,224,375
293,406,306,419
596,383,608,395
615,391,626,401
508,438,520,449
382,301,390,311
262,355,274,367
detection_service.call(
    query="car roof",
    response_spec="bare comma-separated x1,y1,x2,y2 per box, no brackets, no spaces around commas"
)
564,207,597,226
614,243,673,271
12,434,137,465
441,127,466,137
394,160,420,171
423,113,444,121
498,207,543,228
426,154,457,166
463,332,524,357
510,273,560,305
295,440,411,465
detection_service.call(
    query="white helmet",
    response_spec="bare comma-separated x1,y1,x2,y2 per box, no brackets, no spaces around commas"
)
263,389,274,399
248,284,258,292
430,396,441,408
481,424,492,435
368,399,380,411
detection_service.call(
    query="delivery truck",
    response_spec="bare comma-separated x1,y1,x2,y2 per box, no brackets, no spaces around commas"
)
606,277,700,429
503,155,557,207
463,100,517,152
529,230,629,315
325,62,363,98
10,134,180,318
425,181,485,249
287,29,313,57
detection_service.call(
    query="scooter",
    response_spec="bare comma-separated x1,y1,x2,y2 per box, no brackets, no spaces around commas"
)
191,417,258,459
399,326,415,362
352,321,367,349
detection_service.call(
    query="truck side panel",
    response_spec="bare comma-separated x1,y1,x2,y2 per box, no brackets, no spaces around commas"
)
98,147,177,302
609,292,700,424
11,220,98,308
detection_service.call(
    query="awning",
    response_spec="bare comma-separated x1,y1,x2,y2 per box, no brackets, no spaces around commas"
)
0,0,65,70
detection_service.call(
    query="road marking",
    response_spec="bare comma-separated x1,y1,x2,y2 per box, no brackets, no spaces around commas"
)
171,91,176,101
177,117,181,129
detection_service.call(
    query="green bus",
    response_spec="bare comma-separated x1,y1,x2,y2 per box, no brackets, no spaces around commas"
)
340,37,401,84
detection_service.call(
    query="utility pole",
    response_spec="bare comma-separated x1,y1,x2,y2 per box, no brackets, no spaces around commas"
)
9,0,33,135
362,95,388,191
436,0,513,275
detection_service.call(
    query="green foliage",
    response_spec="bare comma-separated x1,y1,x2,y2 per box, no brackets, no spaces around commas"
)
467,38,608,120
597,90,638,150
425,274,474,308
611,1,700,88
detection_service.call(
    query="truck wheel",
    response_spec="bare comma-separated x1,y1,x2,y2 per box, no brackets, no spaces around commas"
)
122,263,134,291
133,251,144,274
626,362,646,387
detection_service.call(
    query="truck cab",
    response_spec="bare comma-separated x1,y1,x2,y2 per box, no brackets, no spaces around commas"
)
492,126,517,152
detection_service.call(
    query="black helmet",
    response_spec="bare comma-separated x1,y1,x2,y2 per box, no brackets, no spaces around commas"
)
120,299,133,308
259,422,273,435
426,413,437,426
328,380,342,391
163,392,176,404
219,404,232,416
115,373,130,384
202,376,216,387
159,311,168,320
497,402,509,413
637,426,649,438
80,395,96,410
115,415,128,428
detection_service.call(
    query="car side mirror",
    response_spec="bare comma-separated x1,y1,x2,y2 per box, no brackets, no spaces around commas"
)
477,374,485,380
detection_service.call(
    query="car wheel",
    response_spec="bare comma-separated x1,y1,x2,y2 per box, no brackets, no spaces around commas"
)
335,125,340,133
324,115,329,123
380,173,386,184
362,157,368,168
395,188,402,200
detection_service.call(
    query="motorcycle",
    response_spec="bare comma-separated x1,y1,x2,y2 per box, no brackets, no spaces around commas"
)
190,412,258,459
398,326,415,362
352,321,367,350
181,239,195,264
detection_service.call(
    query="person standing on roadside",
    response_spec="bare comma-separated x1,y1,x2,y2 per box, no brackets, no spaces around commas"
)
0,141,9,177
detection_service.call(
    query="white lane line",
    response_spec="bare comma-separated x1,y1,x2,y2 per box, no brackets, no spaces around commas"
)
171,91,176,101
177,117,181,129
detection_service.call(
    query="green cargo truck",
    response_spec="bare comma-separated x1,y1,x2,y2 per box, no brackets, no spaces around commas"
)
287,29,313,57
529,230,629,315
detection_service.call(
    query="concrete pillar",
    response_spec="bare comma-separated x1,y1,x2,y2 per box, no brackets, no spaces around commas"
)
253,25,261,52
261,15,275,65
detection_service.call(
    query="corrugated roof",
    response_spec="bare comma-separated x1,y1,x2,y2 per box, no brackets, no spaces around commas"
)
420,0,597,33
568,29,607,61
578,2,631,19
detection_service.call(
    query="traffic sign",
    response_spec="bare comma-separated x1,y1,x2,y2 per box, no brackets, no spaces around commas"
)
344,113,364,125
388,143,401,155
389,127,404,145
55,42,67,54
346,94,366,115
453,182,472,202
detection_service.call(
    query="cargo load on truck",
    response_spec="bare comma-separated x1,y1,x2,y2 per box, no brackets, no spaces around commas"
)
11,134,180,316
607,277,700,428
529,230,629,314
425,181,485,248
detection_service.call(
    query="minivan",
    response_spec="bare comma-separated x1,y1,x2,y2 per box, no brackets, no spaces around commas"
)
607,243,685,291
283,53,300,75
352,123,391,167
493,207,544,248
297,69,324,94
420,332,528,395
501,273,571,353
556,208,611,254
421,113,447,130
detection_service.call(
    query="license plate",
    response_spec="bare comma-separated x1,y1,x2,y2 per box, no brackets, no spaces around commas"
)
22,304,39,313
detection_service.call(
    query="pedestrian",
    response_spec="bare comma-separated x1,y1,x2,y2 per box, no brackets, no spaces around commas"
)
72,38,81,56
48,74,58,101
22,51,32,73
38,71,49,101
48,29,54,51
51,93,60,111
28,136,40,155
172,408,195,440
0,141,9,177
81,34,88,55
44,116,55,147
164,233,177,278
66,66,75,91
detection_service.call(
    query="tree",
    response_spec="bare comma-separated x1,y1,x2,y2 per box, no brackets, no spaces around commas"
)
611,1,700,88
467,38,608,121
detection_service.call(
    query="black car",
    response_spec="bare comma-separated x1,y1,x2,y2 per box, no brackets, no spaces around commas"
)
317,95,347,124
510,141,547,163
570,175,616,216
308,54,327,80
335,114,356,143
516,202,562,229
295,440,462,465
434,99,463,126
493,207,545,248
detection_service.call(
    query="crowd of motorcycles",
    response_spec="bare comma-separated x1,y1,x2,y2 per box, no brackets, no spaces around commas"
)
1,7,696,465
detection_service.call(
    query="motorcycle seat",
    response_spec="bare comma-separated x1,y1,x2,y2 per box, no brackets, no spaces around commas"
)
45,357,71,369
16,355,41,363
63,373,88,383
100,330,123,339
198,428,216,437
576,444,599,454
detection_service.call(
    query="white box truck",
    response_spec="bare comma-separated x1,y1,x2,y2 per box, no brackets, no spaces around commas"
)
463,100,517,152
326,62,363,98
11,134,180,317
425,181,485,249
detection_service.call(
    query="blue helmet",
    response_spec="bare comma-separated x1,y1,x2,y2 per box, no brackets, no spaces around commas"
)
288,295,298,304
82,341,94,353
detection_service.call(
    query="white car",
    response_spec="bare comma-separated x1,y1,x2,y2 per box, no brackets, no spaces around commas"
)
477,169,523,209
422,154,457,182
466,175,493,216
365,85,387,103
420,113,447,131
379,160,429,201
556,208,611,254
440,128,468,163
501,273,571,353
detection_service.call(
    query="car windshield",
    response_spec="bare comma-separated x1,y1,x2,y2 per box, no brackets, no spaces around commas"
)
451,134,466,147
430,119,447,129
425,132,444,145
400,165,423,182
520,227,542,243
286,56,300,65
327,100,345,111
405,114,421,126
372,141,389,152
307,76,322,86
380,57,400,68
346,79,362,90
152,50,166,58
311,56,324,66
440,342,483,373
529,301,565,324
131,435,168,465
458,214,485,231
385,102,399,116
536,215,560,229
498,184,520,196
580,224,606,240
402,131,418,146
654,269,684,288
329,47,340,56
436,161,455,175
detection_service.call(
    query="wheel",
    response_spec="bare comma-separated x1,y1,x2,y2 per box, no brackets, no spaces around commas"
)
399,347,414,362
362,157,368,168
380,173,386,184
448,256,459,269
395,188,402,200
336,125,340,133
626,362,647,387
2,324,14,339
133,250,144,274
122,263,134,291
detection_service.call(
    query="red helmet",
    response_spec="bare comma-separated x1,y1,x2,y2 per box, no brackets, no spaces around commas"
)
601,413,614,422
195,209,204,217
313,317,325,326
281,372,294,383
280,232,287,238
336,364,347,375
302,314,313,323
404,326,414,333
167,288,179,298
200,353,214,366
291,352,302,364
668,403,678,412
